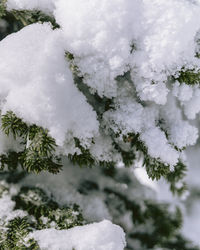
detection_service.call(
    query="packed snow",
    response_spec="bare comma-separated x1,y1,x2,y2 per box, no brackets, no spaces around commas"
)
0,23,99,147
31,220,126,250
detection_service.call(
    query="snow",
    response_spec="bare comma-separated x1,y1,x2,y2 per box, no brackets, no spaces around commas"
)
133,166,158,191
184,89,200,119
103,100,144,135
90,134,121,162
160,95,198,149
140,127,179,166
53,0,200,101
0,23,99,146
54,0,142,98
6,0,55,13
31,220,126,250
172,82,193,102
130,0,200,104
0,181,27,223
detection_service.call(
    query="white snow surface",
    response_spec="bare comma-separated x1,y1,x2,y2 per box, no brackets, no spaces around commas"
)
31,220,126,250
0,23,99,146
54,0,142,98
131,0,200,103
140,127,179,166
7,0,55,13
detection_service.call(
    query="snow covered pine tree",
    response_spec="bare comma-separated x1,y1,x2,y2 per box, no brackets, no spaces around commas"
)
0,0,200,249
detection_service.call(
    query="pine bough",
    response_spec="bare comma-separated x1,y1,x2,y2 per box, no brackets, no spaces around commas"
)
0,0,200,249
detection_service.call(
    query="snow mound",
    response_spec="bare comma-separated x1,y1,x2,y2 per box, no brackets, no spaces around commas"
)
0,23,99,146
31,220,126,250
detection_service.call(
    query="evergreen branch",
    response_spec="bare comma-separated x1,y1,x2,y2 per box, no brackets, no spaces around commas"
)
123,133,187,195
1,111,28,139
13,186,84,230
1,111,62,174
0,217,39,250
104,187,189,249
0,183,85,248
173,67,200,85
0,0,6,18
68,138,95,167
0,151,20,171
